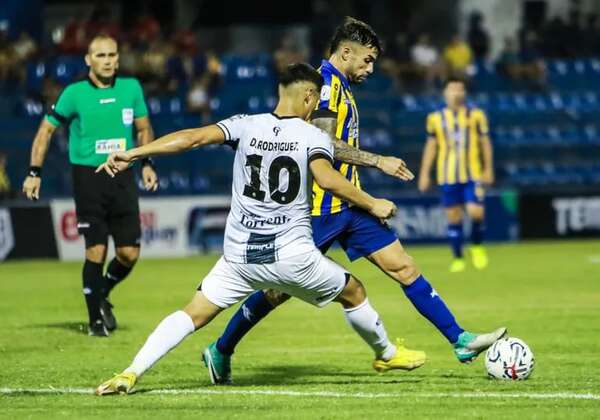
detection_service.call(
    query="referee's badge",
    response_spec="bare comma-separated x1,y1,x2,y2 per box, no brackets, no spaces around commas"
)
122,108,134,125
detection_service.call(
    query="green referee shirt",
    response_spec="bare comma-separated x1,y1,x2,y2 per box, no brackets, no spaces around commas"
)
46,76,149,167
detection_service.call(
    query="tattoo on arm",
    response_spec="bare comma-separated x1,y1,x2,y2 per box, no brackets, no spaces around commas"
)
310,117,380,167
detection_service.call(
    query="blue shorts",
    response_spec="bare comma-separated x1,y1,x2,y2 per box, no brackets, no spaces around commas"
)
311,207,398,261
440,181,485,207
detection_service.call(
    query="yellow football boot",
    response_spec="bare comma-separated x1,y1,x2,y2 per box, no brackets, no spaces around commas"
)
372,339,427,373
470,246,489,270
96,372,137,396
449,258,466,273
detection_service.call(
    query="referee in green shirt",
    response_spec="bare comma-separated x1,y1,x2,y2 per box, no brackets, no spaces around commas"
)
22,35,158,337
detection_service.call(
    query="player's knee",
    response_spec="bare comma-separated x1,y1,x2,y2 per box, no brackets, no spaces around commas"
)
116,247,139,267
468,206,484,221
336,275,367,308
85,244,107,263
264,289,291,307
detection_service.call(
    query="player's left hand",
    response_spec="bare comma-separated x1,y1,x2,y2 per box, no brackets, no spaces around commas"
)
376,156,414,181
142,165,159,192
481,170,495,185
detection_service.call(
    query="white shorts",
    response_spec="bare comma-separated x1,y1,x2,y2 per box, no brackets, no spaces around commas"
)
199,249,349,309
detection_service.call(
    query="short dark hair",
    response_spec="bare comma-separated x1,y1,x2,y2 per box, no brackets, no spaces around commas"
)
444,76,467,87
278,63,324,90
330,17,383,54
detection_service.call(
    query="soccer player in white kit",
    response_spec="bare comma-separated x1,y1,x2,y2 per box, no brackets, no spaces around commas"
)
95,63,425,395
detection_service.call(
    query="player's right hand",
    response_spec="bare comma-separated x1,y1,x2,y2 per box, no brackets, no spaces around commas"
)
96,152,131,177
418,176,431,193
370,198,397,220
22,176,41,200
376,156,414,181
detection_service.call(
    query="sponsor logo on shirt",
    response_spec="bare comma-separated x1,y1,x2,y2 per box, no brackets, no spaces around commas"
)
320,85,331,101
95,138,126,154
122,108,134,125
100,98,116,104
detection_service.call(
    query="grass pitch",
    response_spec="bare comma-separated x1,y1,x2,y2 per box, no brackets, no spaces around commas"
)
1,240,599,419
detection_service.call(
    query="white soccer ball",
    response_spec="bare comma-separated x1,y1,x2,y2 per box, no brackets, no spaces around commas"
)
485,337,534,380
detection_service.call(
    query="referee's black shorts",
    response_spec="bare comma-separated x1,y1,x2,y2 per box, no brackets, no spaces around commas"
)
72,164,141,248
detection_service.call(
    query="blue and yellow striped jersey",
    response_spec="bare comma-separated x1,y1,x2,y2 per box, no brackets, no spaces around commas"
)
311,59,361,216
426,105,490,185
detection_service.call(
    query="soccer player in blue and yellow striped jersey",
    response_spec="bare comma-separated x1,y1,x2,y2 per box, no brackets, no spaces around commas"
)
311,59,361,215
418,78,494,272
202,20,506,382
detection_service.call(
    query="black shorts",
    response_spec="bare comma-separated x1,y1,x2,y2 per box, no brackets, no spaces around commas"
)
72,164,141,248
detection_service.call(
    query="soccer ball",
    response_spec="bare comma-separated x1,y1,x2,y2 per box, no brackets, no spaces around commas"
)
484,337,534,380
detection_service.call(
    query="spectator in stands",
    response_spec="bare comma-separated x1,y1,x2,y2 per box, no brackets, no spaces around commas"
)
0,152,11,201
540,16,568,57
467,11,490,61
443,35,473,79
166,29,206,92
139,36,172,95
564,9,582,57
582,13,599,56
497,35,546,90
380,32,418,90
519,31,546,88
273,34,309,75
411,33,445,92
131,13,161,50
11,32,38,84
59,14,88,55
186,52,222,124
117,40,142,76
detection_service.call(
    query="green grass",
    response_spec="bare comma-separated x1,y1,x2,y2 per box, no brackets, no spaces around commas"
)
1,240,599,419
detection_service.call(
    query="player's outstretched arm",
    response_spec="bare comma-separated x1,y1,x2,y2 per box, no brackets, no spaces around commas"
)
418,137,437,193
310,157,396,220
22,119,57,200
97,125,226,177
311,116,413,181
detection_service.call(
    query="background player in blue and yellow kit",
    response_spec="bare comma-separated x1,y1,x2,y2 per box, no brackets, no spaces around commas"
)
202,18,505,384
418,78,494,272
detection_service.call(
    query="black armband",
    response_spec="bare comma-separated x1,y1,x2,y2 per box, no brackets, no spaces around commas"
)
28,166,42,178
141,157,155,168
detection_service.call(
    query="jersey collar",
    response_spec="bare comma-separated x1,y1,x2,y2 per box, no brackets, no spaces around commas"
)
270,112,300,120
321,60,350,89
87,75,116,89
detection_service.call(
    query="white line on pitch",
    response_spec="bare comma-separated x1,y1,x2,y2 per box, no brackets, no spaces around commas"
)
0,387,599,401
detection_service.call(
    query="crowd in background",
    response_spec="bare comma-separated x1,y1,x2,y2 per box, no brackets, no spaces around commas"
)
1,5,600,110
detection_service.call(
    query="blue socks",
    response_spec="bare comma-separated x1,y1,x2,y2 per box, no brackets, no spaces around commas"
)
471,221,484,245
447,223,463,258
216,290,275,355
402,275,464,343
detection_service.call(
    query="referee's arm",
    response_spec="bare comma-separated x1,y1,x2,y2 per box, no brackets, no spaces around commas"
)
22,119,57,200
134,116,159,191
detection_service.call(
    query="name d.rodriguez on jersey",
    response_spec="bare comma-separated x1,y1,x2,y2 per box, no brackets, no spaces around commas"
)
249,138,299,152
240,213,290,228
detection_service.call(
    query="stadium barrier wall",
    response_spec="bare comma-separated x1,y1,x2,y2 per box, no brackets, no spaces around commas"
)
0,204,58,260
519,190,600,239
386,190,519,244
44,191,518,261
49,197,231,261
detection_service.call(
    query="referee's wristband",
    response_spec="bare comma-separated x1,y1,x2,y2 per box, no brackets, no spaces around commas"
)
28,166,42,178
141,157,155,169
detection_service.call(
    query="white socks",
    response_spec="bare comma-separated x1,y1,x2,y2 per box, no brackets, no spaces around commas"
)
343,298,396,361
125,310,195,377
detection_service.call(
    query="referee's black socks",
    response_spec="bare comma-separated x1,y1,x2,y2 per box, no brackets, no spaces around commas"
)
104,257,134,297
83,260,106,325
